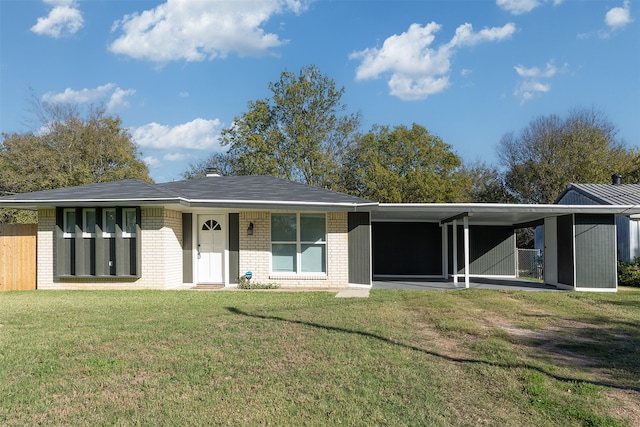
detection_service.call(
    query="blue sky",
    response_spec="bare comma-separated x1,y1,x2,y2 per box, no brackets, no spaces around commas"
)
1,0,638,183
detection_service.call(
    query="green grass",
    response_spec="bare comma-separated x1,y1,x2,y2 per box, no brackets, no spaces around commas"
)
1,288,639,426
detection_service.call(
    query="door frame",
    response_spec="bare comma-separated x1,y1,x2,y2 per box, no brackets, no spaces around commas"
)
195,213,228,285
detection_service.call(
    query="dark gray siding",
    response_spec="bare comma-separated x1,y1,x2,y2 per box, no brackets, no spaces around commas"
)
182,213,193,283
348,212,371,285
373,222,442,276
557,214,574,287
55,207,140,278
229,213,240,284
448,226,515,275
575,214,616,289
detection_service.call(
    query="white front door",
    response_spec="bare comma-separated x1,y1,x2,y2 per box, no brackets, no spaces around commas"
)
197,215,225,284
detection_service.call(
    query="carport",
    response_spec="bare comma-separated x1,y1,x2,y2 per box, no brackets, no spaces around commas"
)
368,203,640,291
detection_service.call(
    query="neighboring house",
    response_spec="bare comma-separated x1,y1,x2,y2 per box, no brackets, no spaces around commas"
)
1,173,638,291
555,176,640,263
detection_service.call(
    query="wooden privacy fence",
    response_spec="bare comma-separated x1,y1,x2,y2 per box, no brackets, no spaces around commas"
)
0,224,37,291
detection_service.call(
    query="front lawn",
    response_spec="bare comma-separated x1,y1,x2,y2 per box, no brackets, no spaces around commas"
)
1,289,638,426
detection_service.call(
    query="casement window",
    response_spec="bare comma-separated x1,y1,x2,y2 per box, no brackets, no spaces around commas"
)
82,209,96,238
102,208,116,238
271,213,326,274
63,208,76,238
122,208,137,238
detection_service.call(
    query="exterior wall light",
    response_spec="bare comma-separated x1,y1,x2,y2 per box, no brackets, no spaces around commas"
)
247,222,254,235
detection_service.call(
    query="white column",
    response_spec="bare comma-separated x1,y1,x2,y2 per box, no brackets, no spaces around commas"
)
464,215,470,288
452,219,458,285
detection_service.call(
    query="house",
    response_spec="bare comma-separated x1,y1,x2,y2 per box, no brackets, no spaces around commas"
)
1,173,639,291
554,175,640,263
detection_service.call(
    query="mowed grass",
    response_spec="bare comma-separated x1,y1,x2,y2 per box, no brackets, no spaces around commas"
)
1,288,639,426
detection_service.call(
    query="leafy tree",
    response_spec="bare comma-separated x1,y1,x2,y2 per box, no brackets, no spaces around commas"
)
460,161,517,203
341,123,470,203
182,151,236,179
498,107,634,203
0,102,150,223
219,65,361,188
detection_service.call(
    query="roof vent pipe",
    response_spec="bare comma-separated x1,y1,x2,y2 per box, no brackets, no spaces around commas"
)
612,173,622,185
205,167,221,177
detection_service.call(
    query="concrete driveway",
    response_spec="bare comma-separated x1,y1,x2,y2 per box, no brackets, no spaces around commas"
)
372,277,560,291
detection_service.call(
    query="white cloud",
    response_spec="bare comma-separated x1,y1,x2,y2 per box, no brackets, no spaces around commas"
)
496,0,541,15
164,152,190,161
179,92,190,98
143,156,160,167
109,0,310,63
605,0,633,29
350,22,516,101
131,118,223,150
42,83,136,112
513,60,567,103
31,0,83,38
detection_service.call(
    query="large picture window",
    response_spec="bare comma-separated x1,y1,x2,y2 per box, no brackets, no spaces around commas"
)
271,213,326,274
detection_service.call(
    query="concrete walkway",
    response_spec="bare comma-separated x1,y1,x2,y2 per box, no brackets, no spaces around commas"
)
335,288,370,298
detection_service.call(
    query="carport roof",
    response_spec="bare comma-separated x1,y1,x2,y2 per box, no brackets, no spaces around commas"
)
372,203,640,227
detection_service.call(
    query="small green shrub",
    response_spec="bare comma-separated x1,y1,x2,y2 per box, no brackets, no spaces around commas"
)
237,278,280,290
618,258,640,287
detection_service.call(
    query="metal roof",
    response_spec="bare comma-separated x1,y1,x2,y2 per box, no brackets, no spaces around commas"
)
555,183,640,205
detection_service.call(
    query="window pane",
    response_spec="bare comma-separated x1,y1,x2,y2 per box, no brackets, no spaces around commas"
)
271,214,296,241
301,244,326,273
84,209,96,234
301,214,325,242
272,244,296,272
104,209,116,234
64,210,76,234
124,209,137,234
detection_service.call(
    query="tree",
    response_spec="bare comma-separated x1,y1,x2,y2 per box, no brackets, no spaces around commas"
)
460,161,517,203
182,151,237,179
341,123,470,203
219,65,361,188
0,102,150,223
498,107,634,203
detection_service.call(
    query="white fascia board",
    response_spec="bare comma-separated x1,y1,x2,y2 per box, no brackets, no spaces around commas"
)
185,200,378,210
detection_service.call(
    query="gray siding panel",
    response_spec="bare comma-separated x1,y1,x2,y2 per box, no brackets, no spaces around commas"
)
228,213,239,284
449,226,515,275
182,213,193,283
575,214,616,289
557,190,599,206
348,212,371,285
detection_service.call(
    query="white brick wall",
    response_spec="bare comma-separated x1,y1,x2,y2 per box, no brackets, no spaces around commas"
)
37,207,185,289
239,210,350,289
36,209,55,289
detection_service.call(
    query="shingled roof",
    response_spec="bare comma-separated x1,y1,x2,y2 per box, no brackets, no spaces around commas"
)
555,183,640,206
0,176,375,210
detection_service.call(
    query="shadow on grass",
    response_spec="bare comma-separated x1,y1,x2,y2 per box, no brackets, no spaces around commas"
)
225,306,639,393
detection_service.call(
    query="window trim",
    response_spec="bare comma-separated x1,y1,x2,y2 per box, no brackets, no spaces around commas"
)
102,208,116,238
122,208,137,238
82,208,96,238
63,208,76,238
271,212,327,275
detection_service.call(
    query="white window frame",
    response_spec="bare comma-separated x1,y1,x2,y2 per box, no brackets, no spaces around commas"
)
82,208,96,238
102,208,116,238
122,208,137,238
271,213,326,275
63,208,76,238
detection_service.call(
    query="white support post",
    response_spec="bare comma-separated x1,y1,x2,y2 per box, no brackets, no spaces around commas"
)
453,219,458,285
464,215,470,288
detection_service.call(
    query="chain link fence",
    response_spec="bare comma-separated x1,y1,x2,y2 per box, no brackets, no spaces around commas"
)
517,248,543,280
